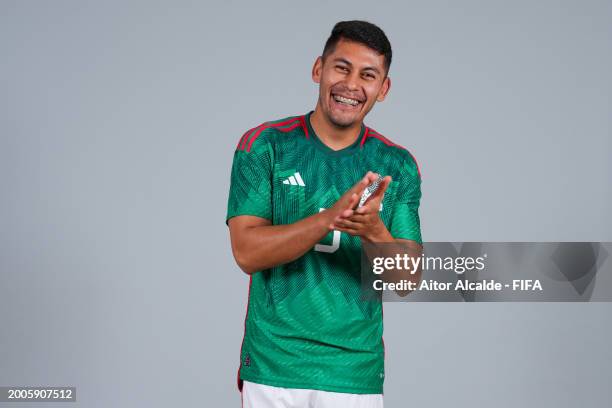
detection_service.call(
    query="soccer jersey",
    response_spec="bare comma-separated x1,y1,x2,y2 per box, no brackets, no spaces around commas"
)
226,111,422,394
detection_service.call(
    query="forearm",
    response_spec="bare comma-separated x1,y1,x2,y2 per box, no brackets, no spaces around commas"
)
231,212,332,274
362,228,423,296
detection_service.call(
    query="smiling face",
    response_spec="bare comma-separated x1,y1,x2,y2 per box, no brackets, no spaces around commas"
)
312,39,391,128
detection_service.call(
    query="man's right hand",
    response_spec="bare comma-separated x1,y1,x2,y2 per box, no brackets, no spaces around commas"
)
322,171,379,230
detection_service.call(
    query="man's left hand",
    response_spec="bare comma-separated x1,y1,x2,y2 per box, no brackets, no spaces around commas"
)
330,175,393,242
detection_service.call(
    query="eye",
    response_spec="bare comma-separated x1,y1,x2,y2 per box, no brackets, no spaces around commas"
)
363,73,376,80
336,65,349,73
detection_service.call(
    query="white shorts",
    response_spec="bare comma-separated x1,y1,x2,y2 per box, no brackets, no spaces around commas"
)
241,380,384,408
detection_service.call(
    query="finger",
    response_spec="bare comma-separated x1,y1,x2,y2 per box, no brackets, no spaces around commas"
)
347,193,360,210
353,173,372,192
380,175,392,194
333,226,360,235
340,208,355,218
365,171,378,184
334,216,361,230
365,177,391,210
359,199,385,215
371,176,392,201
348,172,378,201
346,213,369,223
356,201,381,214
356,206,368,214
355,171,377,190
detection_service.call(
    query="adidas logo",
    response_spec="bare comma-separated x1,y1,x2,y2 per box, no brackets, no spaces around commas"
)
282,172,305,187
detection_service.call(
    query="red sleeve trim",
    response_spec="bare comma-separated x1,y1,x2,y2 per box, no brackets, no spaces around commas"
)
245,117,301,152
235,125,261,151
236,116,309,152
363,128,421,178
363,128,407,150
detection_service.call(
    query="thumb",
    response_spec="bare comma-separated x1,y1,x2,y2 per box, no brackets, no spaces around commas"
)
351,172,375,195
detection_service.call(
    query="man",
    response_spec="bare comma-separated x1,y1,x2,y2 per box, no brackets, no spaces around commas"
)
226,20,423,408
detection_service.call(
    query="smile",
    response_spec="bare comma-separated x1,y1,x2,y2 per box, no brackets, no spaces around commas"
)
332,94,363,107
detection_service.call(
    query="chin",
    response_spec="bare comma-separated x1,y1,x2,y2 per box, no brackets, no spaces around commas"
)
329,115,356,128
327,108,363,128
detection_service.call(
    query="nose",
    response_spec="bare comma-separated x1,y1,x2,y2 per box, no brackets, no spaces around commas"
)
345,70,361,91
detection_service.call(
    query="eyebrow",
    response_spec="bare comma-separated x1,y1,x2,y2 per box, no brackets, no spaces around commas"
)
333,57,381,75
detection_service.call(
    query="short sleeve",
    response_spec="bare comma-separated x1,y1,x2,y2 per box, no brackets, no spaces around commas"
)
389,155,422,244
226,137,273,224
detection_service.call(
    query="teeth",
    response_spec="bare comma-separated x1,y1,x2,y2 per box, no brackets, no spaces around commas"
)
333,95,359,106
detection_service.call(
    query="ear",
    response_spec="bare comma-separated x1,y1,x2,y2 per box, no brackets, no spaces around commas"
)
312,56,323,84
376,76,391,102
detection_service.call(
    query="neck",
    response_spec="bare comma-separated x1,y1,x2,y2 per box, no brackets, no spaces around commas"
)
310,104,362,151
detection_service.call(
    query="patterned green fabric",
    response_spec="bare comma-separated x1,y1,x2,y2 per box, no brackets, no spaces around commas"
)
226,111,422,394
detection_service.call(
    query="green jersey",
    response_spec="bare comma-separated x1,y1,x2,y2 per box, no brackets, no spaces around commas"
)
226,111,422,394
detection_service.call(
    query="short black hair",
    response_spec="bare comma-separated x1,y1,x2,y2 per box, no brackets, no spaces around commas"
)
322,20,392,75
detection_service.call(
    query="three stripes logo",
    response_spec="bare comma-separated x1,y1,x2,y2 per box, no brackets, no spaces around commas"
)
282,172,305,187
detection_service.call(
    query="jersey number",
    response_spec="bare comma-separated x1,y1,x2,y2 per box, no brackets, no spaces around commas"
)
314,208,340,253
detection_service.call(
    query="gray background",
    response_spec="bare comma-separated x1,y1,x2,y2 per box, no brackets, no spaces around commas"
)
1,0,611,407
